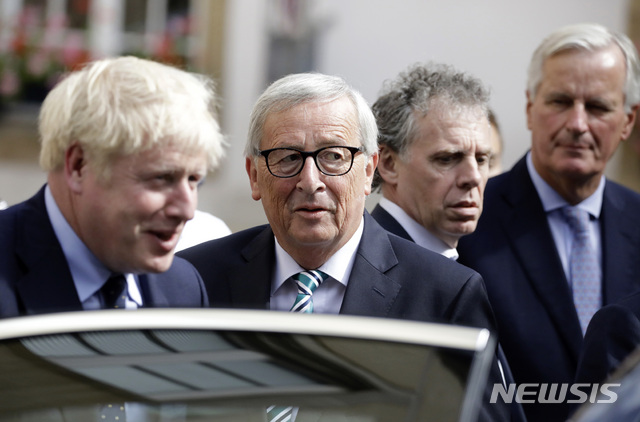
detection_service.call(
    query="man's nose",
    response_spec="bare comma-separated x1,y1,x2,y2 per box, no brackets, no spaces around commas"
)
296,156,325,193
165,179,197,221
565,104,589,135
457,158,483,190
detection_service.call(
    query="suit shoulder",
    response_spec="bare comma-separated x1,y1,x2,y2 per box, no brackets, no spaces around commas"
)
605,179,640,205
386,232,480,281
0,204,19,243
177,225,269,269
164,255,200,279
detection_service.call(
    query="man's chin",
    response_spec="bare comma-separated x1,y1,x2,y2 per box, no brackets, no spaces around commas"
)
446,222,478,238
134,254,175,274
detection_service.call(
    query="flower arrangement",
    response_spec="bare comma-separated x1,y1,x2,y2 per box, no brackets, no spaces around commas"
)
0,5,88,104
1,4,194,107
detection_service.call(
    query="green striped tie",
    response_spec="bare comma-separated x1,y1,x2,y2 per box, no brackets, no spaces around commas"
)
267,271,328,420
267,405,293,422
290,270,328,313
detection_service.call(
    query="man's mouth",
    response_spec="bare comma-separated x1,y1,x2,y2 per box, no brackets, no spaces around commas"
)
452,200,477,208
295,203,328,212
147,226,182,245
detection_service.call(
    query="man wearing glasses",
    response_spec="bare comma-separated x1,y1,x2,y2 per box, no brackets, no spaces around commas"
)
179,73,510,421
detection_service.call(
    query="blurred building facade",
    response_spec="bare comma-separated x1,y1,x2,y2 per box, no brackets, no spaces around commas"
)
1,0,638,231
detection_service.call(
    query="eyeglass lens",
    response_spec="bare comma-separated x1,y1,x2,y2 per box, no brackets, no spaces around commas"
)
266,147,357,177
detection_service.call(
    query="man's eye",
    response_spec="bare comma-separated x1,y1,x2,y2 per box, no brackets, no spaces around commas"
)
279,153,302,164
587,103,611,113
320,151,345,162
156,174,174,183
549,98,571,107
190,175,204,187
436,155,454,164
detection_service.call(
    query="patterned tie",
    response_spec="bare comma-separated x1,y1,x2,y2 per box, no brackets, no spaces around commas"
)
100,403,126,421
562,206,602,334
267,405,293,422
266,271,328,421
99,275,128,420
101,274,127,309
290,270,329,313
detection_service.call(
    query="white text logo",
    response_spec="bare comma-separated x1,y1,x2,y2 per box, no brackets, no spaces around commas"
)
490,383,621,404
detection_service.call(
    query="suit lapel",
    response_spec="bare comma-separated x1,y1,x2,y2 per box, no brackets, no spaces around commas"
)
502,159,582,357
230,216,403,314
370,205,413,241
228,226,275,309
340,213,402,317
15,188,83,314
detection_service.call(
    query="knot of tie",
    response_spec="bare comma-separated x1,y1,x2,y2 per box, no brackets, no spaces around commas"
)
562,206,591,236
101,274,127,309
290,270,329,313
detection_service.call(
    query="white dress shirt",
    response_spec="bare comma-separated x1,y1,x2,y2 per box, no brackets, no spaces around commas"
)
378,197,459,260
269,217,364,314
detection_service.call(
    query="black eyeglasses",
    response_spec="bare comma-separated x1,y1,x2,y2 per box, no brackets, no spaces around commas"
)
259,146,363,178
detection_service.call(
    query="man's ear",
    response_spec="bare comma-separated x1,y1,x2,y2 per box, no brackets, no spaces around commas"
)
377,145,400,186
621,104,639,141
525,90,534,131
363,150,379,196
246,156,262,201
64,143,87,193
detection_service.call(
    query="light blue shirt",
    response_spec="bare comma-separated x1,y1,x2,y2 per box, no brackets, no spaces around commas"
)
44,186,142,309
378,197,459,260
526,152,603,284
270,217,364,314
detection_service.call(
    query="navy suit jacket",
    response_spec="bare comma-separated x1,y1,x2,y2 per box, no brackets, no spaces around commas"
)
371,203,526,422
370,204,413,242
179,211,509,421
180,211,496,326
458,155,640,422
0,186,209,318
575,290,640,385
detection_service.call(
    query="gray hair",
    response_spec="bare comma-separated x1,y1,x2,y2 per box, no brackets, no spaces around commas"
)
39,56,225,180
371,62,490,189
245,72,378,158
527,23,640,112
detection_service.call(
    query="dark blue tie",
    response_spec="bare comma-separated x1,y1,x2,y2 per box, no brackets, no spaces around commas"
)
100,403,126,421
101,274,127,309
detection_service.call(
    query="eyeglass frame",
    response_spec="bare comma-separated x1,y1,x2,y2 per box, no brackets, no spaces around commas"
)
258,145,364,178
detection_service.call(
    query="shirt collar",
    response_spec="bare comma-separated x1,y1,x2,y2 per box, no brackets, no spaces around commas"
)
526,151,604,218
44,186,142,306
378,197,459,260
271,216,365,295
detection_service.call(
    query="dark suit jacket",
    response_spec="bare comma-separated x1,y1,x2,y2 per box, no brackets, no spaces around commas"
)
179,211,509,421
370,204,413,242
458,155,640,422
0,186,209,318
371,203,527,422
575,291,640,385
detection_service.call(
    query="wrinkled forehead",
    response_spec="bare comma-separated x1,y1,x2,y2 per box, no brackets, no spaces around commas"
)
263,98,359,143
